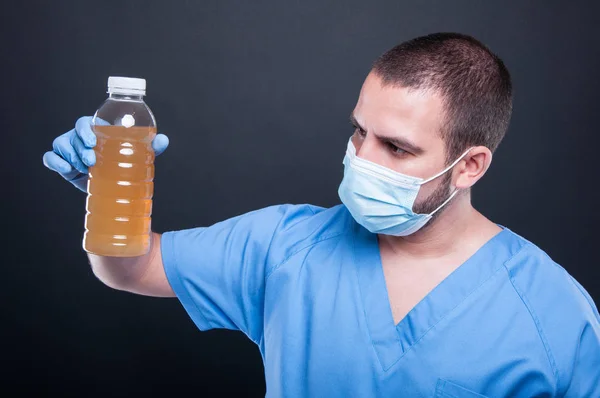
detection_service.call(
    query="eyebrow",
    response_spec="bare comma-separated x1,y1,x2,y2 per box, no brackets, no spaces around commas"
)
349,113,425,155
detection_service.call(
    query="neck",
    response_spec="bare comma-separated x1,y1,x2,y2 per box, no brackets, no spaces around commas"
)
378,194,485,259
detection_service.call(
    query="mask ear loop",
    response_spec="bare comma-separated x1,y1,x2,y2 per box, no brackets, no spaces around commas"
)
428,189,459,217
420,147,475,185
419,147,475,216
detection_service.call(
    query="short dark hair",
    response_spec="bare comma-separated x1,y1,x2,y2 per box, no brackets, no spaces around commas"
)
371,32,513,163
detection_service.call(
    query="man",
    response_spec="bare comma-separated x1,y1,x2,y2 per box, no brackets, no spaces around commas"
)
43,32,599,397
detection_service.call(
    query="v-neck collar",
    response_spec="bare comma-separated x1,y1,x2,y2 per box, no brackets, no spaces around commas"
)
351,222,523,371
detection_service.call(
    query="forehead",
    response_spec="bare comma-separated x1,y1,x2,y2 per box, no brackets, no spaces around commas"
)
354,73,446,146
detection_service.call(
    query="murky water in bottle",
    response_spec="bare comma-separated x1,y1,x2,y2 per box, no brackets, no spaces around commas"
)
83,125,157,257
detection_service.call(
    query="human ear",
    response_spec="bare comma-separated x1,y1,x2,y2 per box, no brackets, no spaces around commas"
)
454,146,493,189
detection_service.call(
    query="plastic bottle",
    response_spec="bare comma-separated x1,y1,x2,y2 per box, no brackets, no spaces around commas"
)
83,76,157,257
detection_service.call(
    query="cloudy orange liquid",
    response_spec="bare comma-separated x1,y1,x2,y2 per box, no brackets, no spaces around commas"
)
83,125,156,257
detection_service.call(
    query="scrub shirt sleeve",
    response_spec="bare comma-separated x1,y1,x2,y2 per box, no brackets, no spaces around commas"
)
563,278,600,397
159,204,315,342
511,245,600,396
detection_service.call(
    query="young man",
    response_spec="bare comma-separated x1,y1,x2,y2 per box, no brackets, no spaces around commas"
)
43,32,600,397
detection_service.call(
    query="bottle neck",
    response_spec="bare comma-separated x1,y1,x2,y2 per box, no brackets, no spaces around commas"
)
108,92,144,102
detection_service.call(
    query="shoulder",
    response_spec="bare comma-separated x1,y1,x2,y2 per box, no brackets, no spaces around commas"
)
502,229,598,321
502,228,599,391
163,203,354,257
161,203,354,268
264,203,355,264
208,203,354,268
243,203,353,233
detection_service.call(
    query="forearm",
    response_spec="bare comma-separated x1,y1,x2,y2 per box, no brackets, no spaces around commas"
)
89,232,162,291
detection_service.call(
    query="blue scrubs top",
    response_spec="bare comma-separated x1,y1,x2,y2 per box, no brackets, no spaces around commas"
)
161,204,600,397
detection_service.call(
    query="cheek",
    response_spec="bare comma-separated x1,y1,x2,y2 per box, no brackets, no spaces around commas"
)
414,180,438,203
399,155,443,179
414,170,454,204
351,134,361,150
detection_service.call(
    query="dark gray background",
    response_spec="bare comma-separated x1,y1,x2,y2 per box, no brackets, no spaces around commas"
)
2,0,598,396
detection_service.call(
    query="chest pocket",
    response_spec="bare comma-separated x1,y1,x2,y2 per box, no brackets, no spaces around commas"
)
435,379,489,398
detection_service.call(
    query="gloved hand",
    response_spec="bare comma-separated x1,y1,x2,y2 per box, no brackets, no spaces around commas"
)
43,116,169,192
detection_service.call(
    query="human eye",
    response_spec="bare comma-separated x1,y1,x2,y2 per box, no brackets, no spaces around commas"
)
386,142,408,156
352,124,366,138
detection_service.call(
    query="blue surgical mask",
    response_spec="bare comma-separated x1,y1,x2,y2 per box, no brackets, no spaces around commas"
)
338,139,472,236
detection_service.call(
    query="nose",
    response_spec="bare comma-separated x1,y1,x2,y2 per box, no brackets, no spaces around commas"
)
354,135,378,163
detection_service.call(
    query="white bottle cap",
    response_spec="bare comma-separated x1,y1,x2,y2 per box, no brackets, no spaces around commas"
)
107,76,146,96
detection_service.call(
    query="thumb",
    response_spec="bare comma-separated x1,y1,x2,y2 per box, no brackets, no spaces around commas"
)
152,134,169,156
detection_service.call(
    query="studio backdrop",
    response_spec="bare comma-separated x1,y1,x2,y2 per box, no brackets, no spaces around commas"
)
2,0,598,396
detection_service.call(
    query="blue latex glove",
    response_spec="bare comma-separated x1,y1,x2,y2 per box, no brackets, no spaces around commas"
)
43,116,169,192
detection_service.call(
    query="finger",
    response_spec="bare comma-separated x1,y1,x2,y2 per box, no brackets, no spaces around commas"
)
43,151,82,182
70,131,96,167
43,150,73,174
75,116,97,148
152,133,169,156
53,132,88,174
